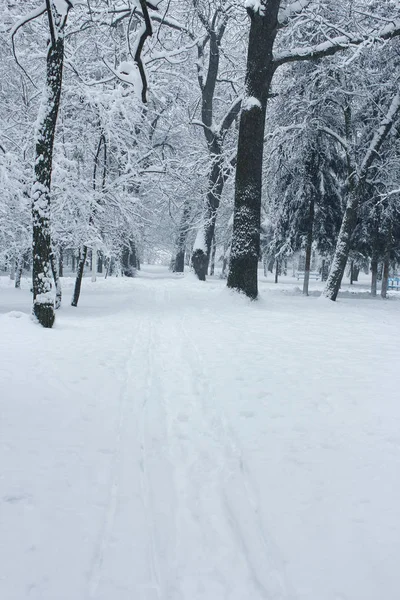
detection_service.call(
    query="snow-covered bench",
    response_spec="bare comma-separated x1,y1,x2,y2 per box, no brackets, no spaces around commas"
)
388,277,400,290
295,271,320,281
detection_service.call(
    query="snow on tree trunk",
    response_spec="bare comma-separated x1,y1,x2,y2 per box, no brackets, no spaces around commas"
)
192,144,225,281
210,234,216,276
303,195,315,296
15,255,24,288
227,3,280,299
50,249,62,309
371,257,378,296
323,192,358,301
71,246,87,307
32,3,70,327
91,245,98,282
9,257,16,281
381,253,390,299
173,200,191,273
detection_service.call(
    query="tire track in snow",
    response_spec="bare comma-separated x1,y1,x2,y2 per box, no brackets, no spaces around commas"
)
175,311,296,600
87,316,147,599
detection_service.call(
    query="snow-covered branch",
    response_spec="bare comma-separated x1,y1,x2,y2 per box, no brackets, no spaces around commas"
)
278,0,313,27
274,21,400,67
360,90,400,181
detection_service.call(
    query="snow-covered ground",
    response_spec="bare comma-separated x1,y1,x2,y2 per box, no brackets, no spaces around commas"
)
1,266,399,600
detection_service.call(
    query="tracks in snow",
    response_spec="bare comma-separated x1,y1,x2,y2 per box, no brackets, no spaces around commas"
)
86,280,293,599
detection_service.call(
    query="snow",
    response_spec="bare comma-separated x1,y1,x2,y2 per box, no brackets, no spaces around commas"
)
242,96,262,111
244,0,265,16
192,227,207,253
1,267,400,600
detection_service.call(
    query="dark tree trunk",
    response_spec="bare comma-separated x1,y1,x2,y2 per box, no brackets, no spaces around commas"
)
173,200,191,273
71,253,76,272
32,5,69,328
371,257,378,297
303,195,315,296
192,145,224,280
381,252,390,299
58,246,63,277
210,234,216,276
350,260,354,285
71,246,87,307
50,249,62,309
15,255,24,289
275,260,279,284
227,2,280,298
122,239,137,277
323,193,358,301
353,265,359,281
98,252,103,273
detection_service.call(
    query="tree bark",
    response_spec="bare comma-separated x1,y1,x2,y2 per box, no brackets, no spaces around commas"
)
210,234,216,276
381,252,390,299
227,2,280,298
50,249,62,309
173,200,191,273
275,260,279,284
58,246,63,277
371,257,378,297
303,195,315,296
32,4,69,327
323,193,358,301
71,246,87,307
15,255,24,289
91,245,98,282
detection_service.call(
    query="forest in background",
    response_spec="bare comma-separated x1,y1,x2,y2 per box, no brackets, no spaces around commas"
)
1,0,399,326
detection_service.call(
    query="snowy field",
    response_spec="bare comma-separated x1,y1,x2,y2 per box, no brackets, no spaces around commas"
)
1,266,400,600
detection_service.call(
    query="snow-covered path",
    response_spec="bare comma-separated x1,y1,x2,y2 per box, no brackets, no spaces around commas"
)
1,268,400,600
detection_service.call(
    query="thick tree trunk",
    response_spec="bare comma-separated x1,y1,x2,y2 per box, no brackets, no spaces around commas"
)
98,252,103,274
303,195,315,296
323,192,358,301
71,246,87,307
227,3,279,298
121,239,137,277
32,21,66,327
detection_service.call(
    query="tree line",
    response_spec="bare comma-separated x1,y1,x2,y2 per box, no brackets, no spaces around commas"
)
0,0,399,326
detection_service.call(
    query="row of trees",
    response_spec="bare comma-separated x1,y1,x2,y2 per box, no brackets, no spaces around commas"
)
1,1,399,326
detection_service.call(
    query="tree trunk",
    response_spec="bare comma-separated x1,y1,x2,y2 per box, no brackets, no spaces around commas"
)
381,253,390,299
192,146,224,280
58,246,63,277
227,2,279,298
173,200,191,273
15,255,24,289
121,239,137,277
50,249,62,309
303,195,315,296
98,252,103,274
209,234,216,276
353,265,359,281
323,192,358,301
371,257,378,297
32,5,69,328
9,257,16,281
275,260,279,284
71,246,87,307
91,245,98,282
350,260,354,285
